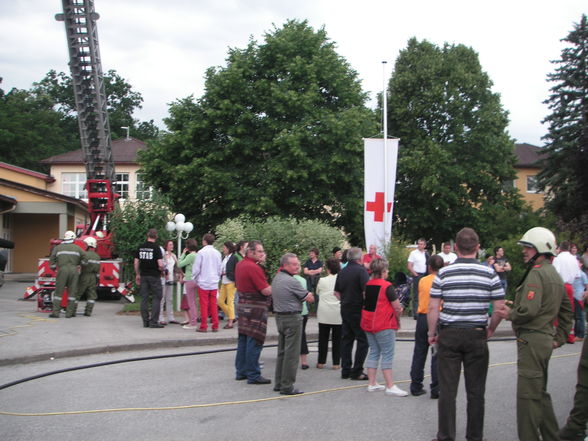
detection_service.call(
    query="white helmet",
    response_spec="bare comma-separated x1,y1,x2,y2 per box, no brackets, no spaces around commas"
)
518,227,557,255
83,237,97,248
63,230,76,241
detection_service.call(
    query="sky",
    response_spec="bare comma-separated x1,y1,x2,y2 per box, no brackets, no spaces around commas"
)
1,0,586,146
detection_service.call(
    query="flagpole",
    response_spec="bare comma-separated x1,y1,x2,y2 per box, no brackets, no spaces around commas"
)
382,60,389,251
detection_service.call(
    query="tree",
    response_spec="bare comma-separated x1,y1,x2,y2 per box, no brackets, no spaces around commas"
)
139,20,377,243
538,15,588,241
109,192,172,282
385,38,523,245
0,81,78,171
31,69,157,141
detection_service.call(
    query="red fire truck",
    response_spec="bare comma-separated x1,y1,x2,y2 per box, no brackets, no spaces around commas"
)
26,0,134,310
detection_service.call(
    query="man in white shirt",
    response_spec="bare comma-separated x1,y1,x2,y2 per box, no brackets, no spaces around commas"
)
437,242,457,266
408,238,429,318
553,241,581,343
192,233,222,332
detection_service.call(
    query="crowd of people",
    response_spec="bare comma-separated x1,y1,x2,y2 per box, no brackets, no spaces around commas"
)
131,226,588,441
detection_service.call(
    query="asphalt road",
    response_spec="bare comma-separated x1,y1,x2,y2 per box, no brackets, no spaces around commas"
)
0,338,583,441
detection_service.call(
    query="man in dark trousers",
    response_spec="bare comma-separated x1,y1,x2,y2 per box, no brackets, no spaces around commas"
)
234,240,272,384
334,246,369,380
134,228,164,328
428,227,505,441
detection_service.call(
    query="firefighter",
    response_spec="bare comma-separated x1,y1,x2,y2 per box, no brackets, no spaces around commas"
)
66,236,100,317
499,227,573,441
49,230,83,318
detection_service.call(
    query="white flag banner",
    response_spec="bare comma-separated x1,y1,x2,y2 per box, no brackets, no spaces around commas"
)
364,137,399,254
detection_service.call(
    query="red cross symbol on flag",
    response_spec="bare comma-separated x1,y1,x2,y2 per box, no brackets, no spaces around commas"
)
366,192,392,223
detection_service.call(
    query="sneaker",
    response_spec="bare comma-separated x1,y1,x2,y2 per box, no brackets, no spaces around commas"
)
367,383,386,392
182,325,197,329
385,385,408,397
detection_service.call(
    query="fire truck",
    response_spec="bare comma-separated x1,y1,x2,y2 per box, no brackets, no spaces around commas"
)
26,0,134,310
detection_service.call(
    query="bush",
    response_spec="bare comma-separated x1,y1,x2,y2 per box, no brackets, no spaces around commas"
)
215,216,346,276
384,237,412,278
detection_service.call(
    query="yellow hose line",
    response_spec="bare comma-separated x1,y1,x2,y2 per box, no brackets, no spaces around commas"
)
0,314,54,338
0,351,580,417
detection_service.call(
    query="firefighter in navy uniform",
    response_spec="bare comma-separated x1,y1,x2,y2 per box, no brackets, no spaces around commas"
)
500,227,573,441
49,230,84,318
66,237,100,317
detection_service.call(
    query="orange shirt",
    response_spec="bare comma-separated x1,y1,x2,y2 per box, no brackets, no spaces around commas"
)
417,273,436,314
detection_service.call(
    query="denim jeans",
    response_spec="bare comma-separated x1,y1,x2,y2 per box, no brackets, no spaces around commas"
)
235,333,263,381
365,329,396,370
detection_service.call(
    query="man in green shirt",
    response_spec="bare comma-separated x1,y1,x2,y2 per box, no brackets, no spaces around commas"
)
49,231,84,318
499,227,573,441
66,236,100,317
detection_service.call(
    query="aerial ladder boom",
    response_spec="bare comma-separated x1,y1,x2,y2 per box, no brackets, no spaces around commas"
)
23,0,133,307
56,0,117,256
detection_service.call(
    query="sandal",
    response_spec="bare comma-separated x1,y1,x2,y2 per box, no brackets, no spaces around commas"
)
223,324,234,329
350,373,368,380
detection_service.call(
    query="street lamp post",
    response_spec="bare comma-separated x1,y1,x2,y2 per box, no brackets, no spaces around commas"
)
165,214,193,311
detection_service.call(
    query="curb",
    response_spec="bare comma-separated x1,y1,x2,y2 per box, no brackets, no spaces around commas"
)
0,329,515,367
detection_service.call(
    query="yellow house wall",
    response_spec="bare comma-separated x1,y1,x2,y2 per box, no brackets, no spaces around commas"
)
0,168,48,190
0,184,55,203
515,167,545,210
46,164,85,194
11,213,58,272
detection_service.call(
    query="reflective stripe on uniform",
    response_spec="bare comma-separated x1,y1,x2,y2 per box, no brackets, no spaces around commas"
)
87,300,96,304
56,251,81,257
87,260,101,264
53,296,62,300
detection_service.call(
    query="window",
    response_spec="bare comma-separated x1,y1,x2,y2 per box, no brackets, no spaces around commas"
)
114,173,129,200
526,175,541,193
136,173,153,200
62,173,87,199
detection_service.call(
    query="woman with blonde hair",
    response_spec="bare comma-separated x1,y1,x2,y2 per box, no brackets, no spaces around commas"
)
361,258,407,396
218,241,237,329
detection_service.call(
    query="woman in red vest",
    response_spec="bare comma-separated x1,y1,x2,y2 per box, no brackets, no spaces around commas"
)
361,258,408,396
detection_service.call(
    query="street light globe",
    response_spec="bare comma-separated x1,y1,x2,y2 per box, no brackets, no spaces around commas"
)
174,213,185,224
165,221,176,232
184,222,194,233
175,221,185,232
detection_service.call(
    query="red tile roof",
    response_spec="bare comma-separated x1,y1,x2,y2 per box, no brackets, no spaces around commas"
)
0,162,55,183
41,137,147,165
514,143,547,168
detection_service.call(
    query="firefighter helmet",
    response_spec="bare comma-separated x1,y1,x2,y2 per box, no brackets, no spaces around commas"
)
63,230,76,241
84,237,97,248
518,227,557,255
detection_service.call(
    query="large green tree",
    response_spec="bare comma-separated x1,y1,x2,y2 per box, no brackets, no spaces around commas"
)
32,69,159,141
385,38,523,244
538,15,588,240
140,20,376,242
0,81,78,171
1,70,158,172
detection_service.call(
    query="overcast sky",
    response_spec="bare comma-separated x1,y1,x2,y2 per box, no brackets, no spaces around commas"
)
1,0,586,146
